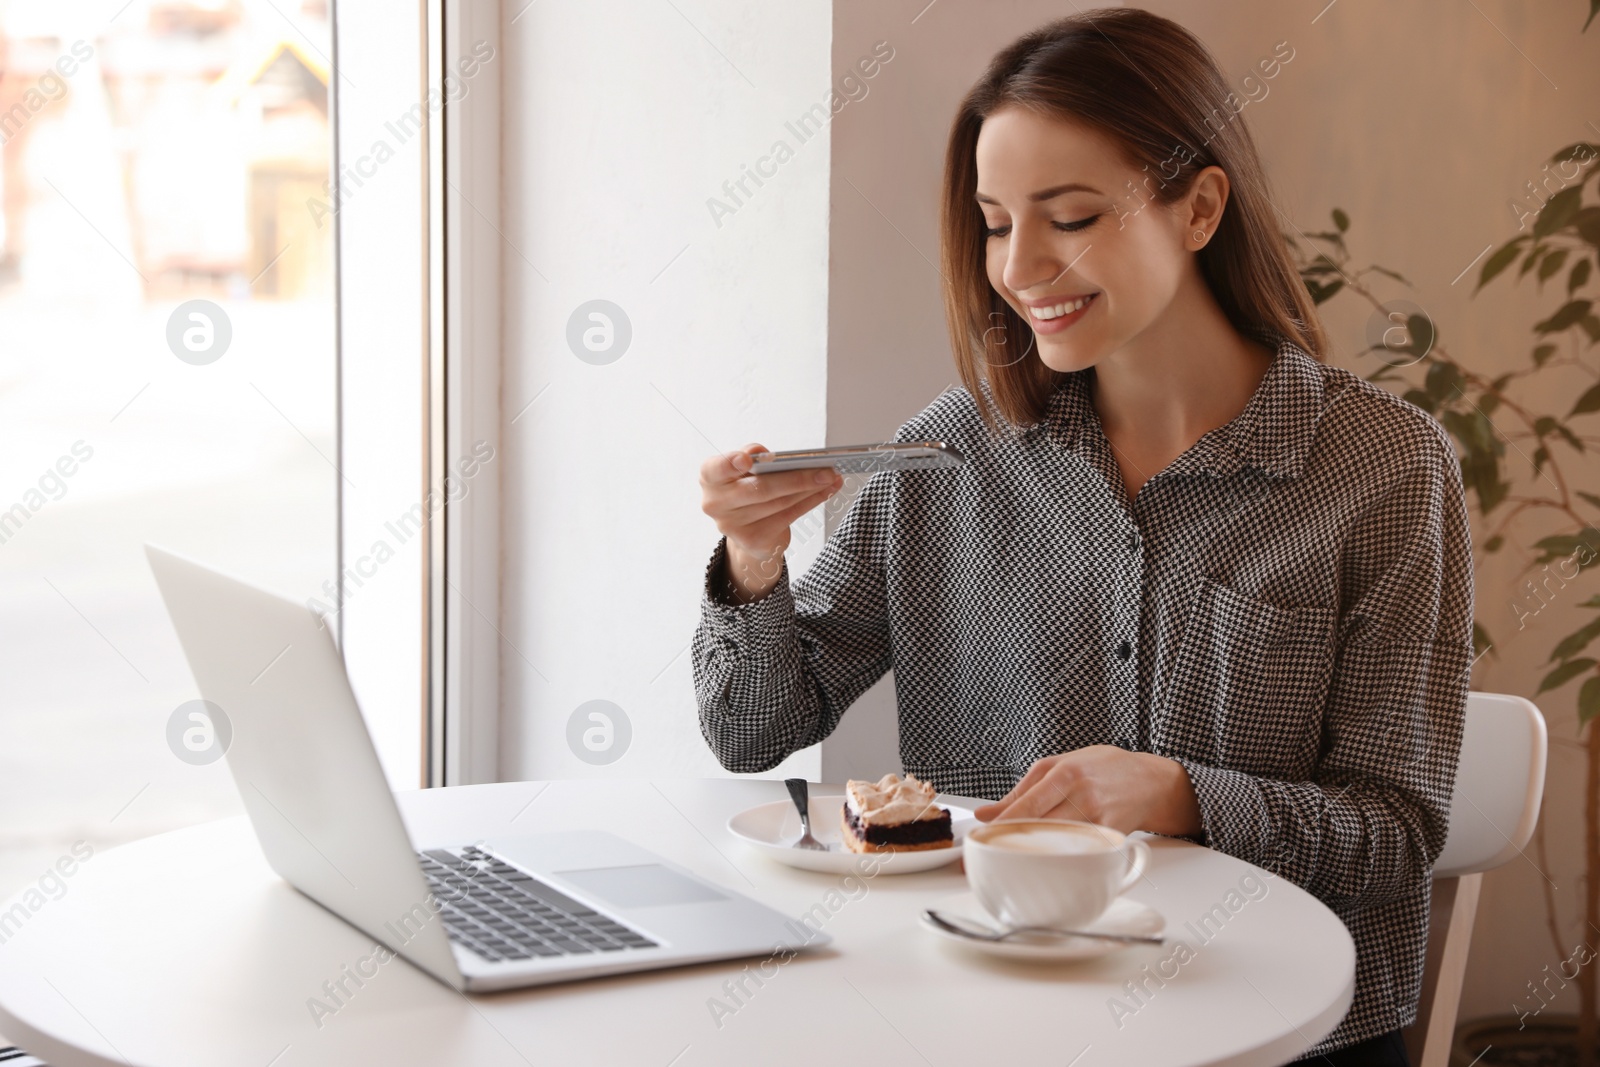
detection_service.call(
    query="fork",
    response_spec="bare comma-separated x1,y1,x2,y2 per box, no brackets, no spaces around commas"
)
784,778,829,851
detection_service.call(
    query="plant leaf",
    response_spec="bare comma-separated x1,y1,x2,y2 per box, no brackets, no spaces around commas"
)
1572,383,1600,416
1473,621,1493,660
1553,142,1600,164
1445,410,1509,514
1441,408,1501,456
1535,527,1600,560
1535,343,1558,366
1581,677,1600,728
1540,248,1570,282
1573,258,1594,295
1535,533,1590,560
1480,475,1510,514
1305,278,1344,305
1539,300,1595,335
1426,361,1465,401
1534,186,1584,239
1332,208,1349,232
1478,236,1530,291
1551,615,1600,663
1580,491,1600,510
1578,207,1600,251
1403,388,1436,415
1464,454,1510,513
1485,534,1505,552
1405,314,1435,357
1541,658,1596,693
1520,245,1544,278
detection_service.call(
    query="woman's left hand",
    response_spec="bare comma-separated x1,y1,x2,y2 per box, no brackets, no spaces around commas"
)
973,745,1203,837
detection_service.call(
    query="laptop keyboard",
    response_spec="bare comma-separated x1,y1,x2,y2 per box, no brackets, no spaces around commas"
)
418,846,659,962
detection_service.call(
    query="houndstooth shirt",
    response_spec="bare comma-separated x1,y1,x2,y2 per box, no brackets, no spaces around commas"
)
691,334,1473,1057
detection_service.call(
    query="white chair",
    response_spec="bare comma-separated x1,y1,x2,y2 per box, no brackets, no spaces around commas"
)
1401,692,1548,1067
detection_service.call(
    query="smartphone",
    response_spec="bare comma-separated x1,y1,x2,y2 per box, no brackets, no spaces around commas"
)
747,441,965,474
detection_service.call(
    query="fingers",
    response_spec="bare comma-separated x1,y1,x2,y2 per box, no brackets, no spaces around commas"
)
976,760,1049,820
730,487,839,551
701,442,769,488
743,465,843,502
975,794,1016,822
773,486,839,525
1005,760,1051,802
702,444,843,500
701,444,848,573
718,478,840,525
985,755,1049,812
999,779,1070,821
978,760,1083,823
701,441,846,542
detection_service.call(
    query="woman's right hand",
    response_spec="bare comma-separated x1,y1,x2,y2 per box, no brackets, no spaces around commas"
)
699,442,844,603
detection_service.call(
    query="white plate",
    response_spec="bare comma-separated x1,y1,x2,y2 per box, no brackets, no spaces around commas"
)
726,795,975,874
920,890,1166,961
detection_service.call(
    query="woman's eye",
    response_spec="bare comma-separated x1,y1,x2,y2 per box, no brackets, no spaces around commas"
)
983,215,1099,239
1055,214,1099,233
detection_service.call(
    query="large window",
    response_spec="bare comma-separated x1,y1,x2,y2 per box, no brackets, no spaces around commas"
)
0,1,336,894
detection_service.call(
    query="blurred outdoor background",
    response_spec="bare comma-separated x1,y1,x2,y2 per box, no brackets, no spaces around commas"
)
0,0,335,897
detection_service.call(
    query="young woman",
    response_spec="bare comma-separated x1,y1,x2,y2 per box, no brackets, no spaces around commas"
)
692,10,1471,1066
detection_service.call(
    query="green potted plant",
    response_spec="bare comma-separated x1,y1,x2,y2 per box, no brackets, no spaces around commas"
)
1288,83,1600,1062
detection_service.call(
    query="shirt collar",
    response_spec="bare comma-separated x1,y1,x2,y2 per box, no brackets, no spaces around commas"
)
1038,331,1328,481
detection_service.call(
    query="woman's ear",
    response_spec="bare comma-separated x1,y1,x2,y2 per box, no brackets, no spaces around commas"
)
1182,165,1231,241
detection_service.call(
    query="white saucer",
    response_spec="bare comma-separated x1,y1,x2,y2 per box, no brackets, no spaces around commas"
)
726,795,975,874
920,890,1166,961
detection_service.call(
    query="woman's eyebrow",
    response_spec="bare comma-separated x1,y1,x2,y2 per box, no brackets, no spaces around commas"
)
974,182,1103,205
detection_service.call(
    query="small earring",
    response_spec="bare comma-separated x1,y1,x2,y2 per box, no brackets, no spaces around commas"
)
1193,229,1206,243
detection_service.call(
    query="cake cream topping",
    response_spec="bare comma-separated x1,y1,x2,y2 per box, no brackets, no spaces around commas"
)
844,773,943,826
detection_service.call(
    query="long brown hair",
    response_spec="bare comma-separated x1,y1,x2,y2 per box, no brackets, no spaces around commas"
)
940,8,1327,437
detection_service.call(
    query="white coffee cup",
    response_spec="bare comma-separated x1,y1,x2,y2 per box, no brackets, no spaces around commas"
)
964,819,1150,929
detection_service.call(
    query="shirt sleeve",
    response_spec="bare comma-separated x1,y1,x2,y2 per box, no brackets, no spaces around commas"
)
691,470,896,773
1167,434,1474,909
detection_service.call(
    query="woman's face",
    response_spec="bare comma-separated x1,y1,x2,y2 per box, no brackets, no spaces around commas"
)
975,106,1198,374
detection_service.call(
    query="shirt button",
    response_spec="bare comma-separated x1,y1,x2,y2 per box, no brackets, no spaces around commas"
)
1117,640,1133,661
1128,531,1141,552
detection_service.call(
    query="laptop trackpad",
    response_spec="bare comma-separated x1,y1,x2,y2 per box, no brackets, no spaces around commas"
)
555,864,729,908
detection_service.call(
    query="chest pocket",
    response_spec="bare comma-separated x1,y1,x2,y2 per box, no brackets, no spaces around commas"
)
1162,576,1336,779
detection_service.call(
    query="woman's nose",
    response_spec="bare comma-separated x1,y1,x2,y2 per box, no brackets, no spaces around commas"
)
1002,224,1065,295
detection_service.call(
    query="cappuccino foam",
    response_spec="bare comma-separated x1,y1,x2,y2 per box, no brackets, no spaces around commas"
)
984,825,1115,855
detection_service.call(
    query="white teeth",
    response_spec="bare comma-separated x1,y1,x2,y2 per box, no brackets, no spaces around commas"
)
1031,293,1095,320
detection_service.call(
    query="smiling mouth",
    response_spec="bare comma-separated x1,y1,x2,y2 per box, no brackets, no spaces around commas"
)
1026,292,1099,326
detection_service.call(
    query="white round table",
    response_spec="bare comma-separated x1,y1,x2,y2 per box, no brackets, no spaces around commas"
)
0,779,1353,1066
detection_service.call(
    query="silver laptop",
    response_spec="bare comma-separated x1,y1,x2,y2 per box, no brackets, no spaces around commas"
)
145,544,824,992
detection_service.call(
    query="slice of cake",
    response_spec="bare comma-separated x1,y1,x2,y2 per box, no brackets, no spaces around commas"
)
840,773,953,853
